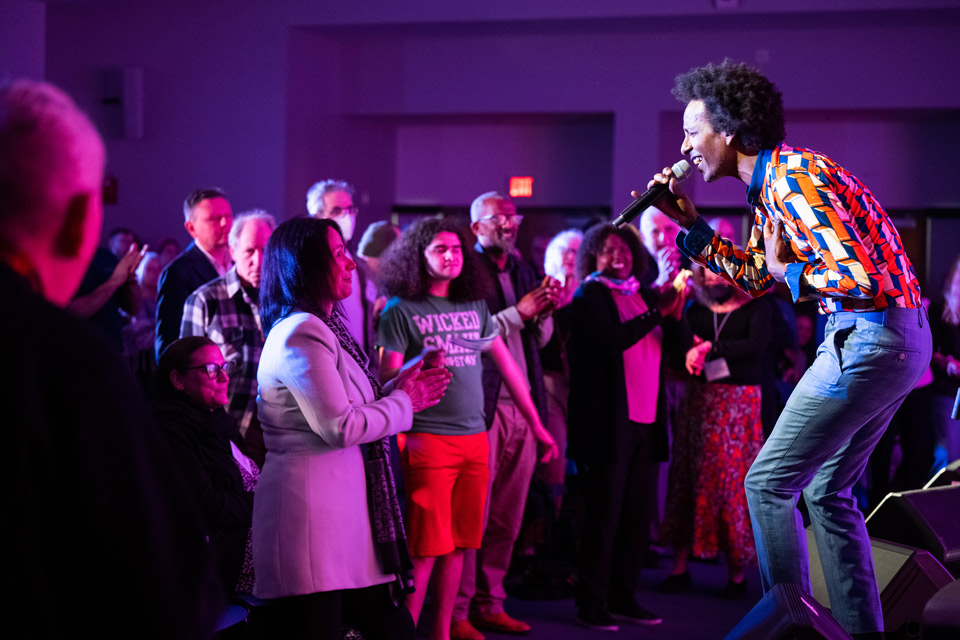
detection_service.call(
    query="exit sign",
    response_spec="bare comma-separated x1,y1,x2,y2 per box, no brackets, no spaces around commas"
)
509,176,533,198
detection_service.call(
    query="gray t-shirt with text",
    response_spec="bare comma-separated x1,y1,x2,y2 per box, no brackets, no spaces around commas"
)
377,295,497,436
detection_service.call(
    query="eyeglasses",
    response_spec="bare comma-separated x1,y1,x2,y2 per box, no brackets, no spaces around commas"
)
183,361,237,379
328,206,359,218
479,213,524,226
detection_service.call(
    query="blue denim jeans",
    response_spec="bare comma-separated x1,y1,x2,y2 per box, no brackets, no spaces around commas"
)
744,307,931,634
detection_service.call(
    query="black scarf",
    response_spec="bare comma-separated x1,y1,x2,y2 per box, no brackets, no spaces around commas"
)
321,311,415,594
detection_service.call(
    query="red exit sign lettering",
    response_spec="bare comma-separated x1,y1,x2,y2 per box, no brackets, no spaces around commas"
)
509,176,533,198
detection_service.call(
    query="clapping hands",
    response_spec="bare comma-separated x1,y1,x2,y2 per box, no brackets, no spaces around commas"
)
111,243,147,287
394,360,453,413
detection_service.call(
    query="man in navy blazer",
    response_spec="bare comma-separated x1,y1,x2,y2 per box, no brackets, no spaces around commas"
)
155,187,233,360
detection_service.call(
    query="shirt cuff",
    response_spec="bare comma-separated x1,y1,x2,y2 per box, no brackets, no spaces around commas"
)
494,305,525,338
784,262,806,303
677,216,715,258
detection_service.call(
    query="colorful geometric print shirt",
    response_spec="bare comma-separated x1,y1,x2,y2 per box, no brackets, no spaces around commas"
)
677,144,922,314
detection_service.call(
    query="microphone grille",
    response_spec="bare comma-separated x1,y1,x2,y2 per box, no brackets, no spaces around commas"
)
672,159,694,182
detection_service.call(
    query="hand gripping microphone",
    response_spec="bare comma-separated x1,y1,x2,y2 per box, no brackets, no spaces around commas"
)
612,159,694,229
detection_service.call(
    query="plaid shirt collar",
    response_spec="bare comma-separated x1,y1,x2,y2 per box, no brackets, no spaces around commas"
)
224,266,257,308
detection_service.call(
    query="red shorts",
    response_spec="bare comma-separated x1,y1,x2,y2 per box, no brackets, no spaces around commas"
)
399,431,489,557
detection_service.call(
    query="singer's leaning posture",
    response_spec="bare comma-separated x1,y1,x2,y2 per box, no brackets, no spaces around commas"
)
647,60,931,639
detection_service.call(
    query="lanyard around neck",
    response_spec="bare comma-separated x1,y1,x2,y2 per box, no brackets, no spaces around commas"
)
713,311,732,342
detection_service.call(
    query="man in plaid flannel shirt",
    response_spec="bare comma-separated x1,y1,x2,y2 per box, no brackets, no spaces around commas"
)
181,210,276,465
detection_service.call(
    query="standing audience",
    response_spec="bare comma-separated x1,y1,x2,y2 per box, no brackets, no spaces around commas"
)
122,249,161,388
157,236,182,269
539,229,582,510
454,192,560,640
659,263,770,598
156,187,233,360
181,210,276,465
307,179,378,365
69,242,144,349
10,71,947,640
931,254,960,464
3,78,220,638
107,226,139,259
377,217,557,640
568,223,673,631
358,220,404,327
252,217,450,640
637,206,692,548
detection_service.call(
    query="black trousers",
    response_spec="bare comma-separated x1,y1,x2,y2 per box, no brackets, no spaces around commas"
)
252,583,415,640
576,421,659,609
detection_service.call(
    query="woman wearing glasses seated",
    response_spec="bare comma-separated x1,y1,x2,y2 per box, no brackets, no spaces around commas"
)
252,217,451,640
155,336,258,595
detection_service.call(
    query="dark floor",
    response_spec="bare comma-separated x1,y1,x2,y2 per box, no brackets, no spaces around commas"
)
421,553,763,640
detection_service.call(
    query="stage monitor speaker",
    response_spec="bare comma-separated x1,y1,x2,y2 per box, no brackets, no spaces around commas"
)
865,485,960,576
924,459,960,489
724,582,852,640
806,528,953,638
922,580,960,640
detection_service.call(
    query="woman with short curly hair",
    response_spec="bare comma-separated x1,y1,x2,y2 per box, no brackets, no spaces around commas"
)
568,223,675,631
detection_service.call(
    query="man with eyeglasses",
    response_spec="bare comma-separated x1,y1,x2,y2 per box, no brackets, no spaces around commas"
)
453,192,560,640
181,210,276,466
307,179,378,368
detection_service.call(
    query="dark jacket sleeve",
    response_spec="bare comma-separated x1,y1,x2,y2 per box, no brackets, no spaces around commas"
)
155,405,253,533
156,263,188,361
155,246,218,361
567,282,667,464
572,281,663,352
5,263,223,638
478,253,549,428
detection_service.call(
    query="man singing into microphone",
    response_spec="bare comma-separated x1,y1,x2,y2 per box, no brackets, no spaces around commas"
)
647,60,931,639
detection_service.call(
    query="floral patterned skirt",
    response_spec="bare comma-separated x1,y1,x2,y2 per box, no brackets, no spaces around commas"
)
233,450,260,594
660,381,763,567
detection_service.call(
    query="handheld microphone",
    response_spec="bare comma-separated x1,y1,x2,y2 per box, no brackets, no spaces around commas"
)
612,159,694,229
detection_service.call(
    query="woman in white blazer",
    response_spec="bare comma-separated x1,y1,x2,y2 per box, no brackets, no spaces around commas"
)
252,217,451,640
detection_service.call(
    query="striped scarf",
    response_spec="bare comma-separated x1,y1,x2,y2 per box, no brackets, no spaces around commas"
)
321,311,415,594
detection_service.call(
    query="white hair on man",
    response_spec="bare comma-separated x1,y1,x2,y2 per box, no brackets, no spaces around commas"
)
0,79,105,305
469,190,510,223
228,209,277,249
306,179,354,217
0,79,104,240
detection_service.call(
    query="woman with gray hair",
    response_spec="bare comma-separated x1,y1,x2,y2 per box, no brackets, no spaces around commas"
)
538,229,582,509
